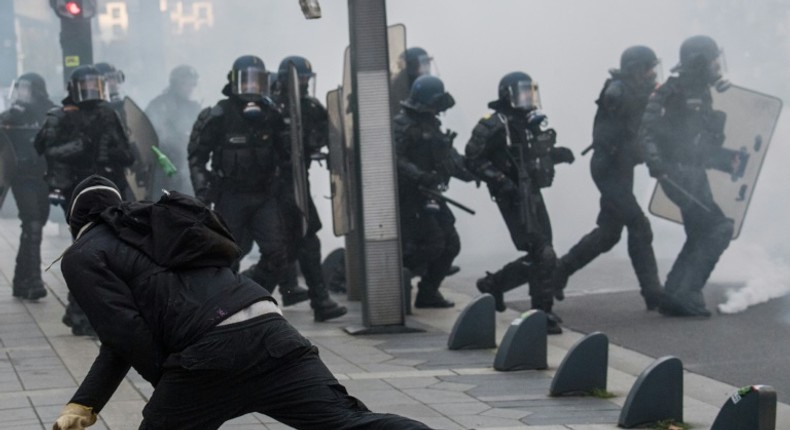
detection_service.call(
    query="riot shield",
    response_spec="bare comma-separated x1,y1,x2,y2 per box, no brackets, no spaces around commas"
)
288,62,309,237
123,96,160,201
336,23,407,235
388,23,409,118
0,131,17,209
327,88,351,236
648,84,783,239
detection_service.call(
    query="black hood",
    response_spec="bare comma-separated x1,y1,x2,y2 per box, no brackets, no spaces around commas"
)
67,175,123,239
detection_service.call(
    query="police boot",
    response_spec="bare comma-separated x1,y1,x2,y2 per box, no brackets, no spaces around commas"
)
476,260,527,312
278,265,310,307
309,283,347,322
63,294,96,337
13,222,47,300
414,282,454,309
531,294,563,335
639,284,664,311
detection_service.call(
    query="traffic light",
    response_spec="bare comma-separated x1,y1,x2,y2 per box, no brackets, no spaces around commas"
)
49,0,97,20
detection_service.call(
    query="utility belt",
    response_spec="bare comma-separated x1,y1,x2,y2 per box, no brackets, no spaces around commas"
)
217,299,281,327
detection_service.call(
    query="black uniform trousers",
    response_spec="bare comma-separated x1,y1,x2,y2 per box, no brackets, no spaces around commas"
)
11,172,50,287
140,314,432,429
493,190,556,311
661,166,732,300
216,188,291,292
400,203,460,292
560,151,660,290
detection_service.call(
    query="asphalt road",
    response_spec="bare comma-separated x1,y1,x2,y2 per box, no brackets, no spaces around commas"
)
488,259,790,404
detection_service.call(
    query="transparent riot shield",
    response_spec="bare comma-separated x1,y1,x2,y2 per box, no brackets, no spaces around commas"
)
649,84,783,239
0,130,16,209
123,96,160,201
388,23,409,118
288,62,309,237
327,88,351,236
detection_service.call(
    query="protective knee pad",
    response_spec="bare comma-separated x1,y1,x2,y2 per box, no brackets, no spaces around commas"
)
597,224,623,251
627,215,653,243
708,218,734,251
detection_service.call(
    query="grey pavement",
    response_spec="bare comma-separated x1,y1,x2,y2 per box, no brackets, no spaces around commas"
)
1,217,788,429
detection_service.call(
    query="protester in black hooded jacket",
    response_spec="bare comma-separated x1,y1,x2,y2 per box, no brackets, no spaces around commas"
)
52,175,432,430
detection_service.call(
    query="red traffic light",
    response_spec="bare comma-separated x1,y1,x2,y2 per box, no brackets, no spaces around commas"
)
50,0,96,19
65,1,81,16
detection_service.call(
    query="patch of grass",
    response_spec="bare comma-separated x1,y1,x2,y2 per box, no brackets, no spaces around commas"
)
588,388,615,398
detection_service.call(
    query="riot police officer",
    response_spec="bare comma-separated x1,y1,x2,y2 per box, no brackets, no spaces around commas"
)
188,55,298,298
396,75,472,308
146,65,202,194
466,72,574,334
34,65,135,335
390,47,435,119
640,35,738,317
249,55,346,322
553,46,665,310
0,73,55,300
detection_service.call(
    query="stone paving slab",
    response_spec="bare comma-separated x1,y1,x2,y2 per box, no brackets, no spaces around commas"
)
0,217,788,429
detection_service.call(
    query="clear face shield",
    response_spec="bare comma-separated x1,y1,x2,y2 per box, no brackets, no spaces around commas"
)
102,70,124,100
510,80,541,110
298,72,316,98
10,80,33,104
416,54,434,77
232,67,269,100
72,74,106,103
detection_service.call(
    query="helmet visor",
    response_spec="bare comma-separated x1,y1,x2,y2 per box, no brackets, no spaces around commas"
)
298,73,316,98
510,80,541,110
417,54,433,77
233,67,269,98
11,80,33,104
73,74,105,102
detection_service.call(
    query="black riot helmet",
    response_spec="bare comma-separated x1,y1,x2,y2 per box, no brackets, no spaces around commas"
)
399,47,433,86
13,72,49,105
497,71,541,111
676,35,723,84
94,62,125,101
401,75,455,114
276,55,316,97
67,65,106,104
620,45,659,76
619,45,660,89
227,55,269,101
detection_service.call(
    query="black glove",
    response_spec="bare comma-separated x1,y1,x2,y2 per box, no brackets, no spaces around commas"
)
551,147,575,165
419,171,443,188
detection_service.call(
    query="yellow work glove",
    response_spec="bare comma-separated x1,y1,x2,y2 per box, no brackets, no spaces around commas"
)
52,403,97,430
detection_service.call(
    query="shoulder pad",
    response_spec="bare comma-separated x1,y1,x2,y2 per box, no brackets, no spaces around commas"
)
478,112,505,130
208,103,224,118
601,80,625,107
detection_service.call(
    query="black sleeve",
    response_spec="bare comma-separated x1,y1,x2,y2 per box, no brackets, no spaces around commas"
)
465,116,507,184
62,240,163,386
69,345,131,413
187,106,218,193
394,115,428,182
638,83,672,167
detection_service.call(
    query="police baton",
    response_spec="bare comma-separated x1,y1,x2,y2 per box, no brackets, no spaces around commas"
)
659,175,713,213
418,186,476,215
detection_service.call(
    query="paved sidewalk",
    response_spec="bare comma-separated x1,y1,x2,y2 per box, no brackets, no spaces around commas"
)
0,218,788,429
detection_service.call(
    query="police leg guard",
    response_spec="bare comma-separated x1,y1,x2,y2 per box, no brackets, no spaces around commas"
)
13,221,47,300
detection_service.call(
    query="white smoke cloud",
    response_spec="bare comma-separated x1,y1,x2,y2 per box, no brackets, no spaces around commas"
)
715,243,790,314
